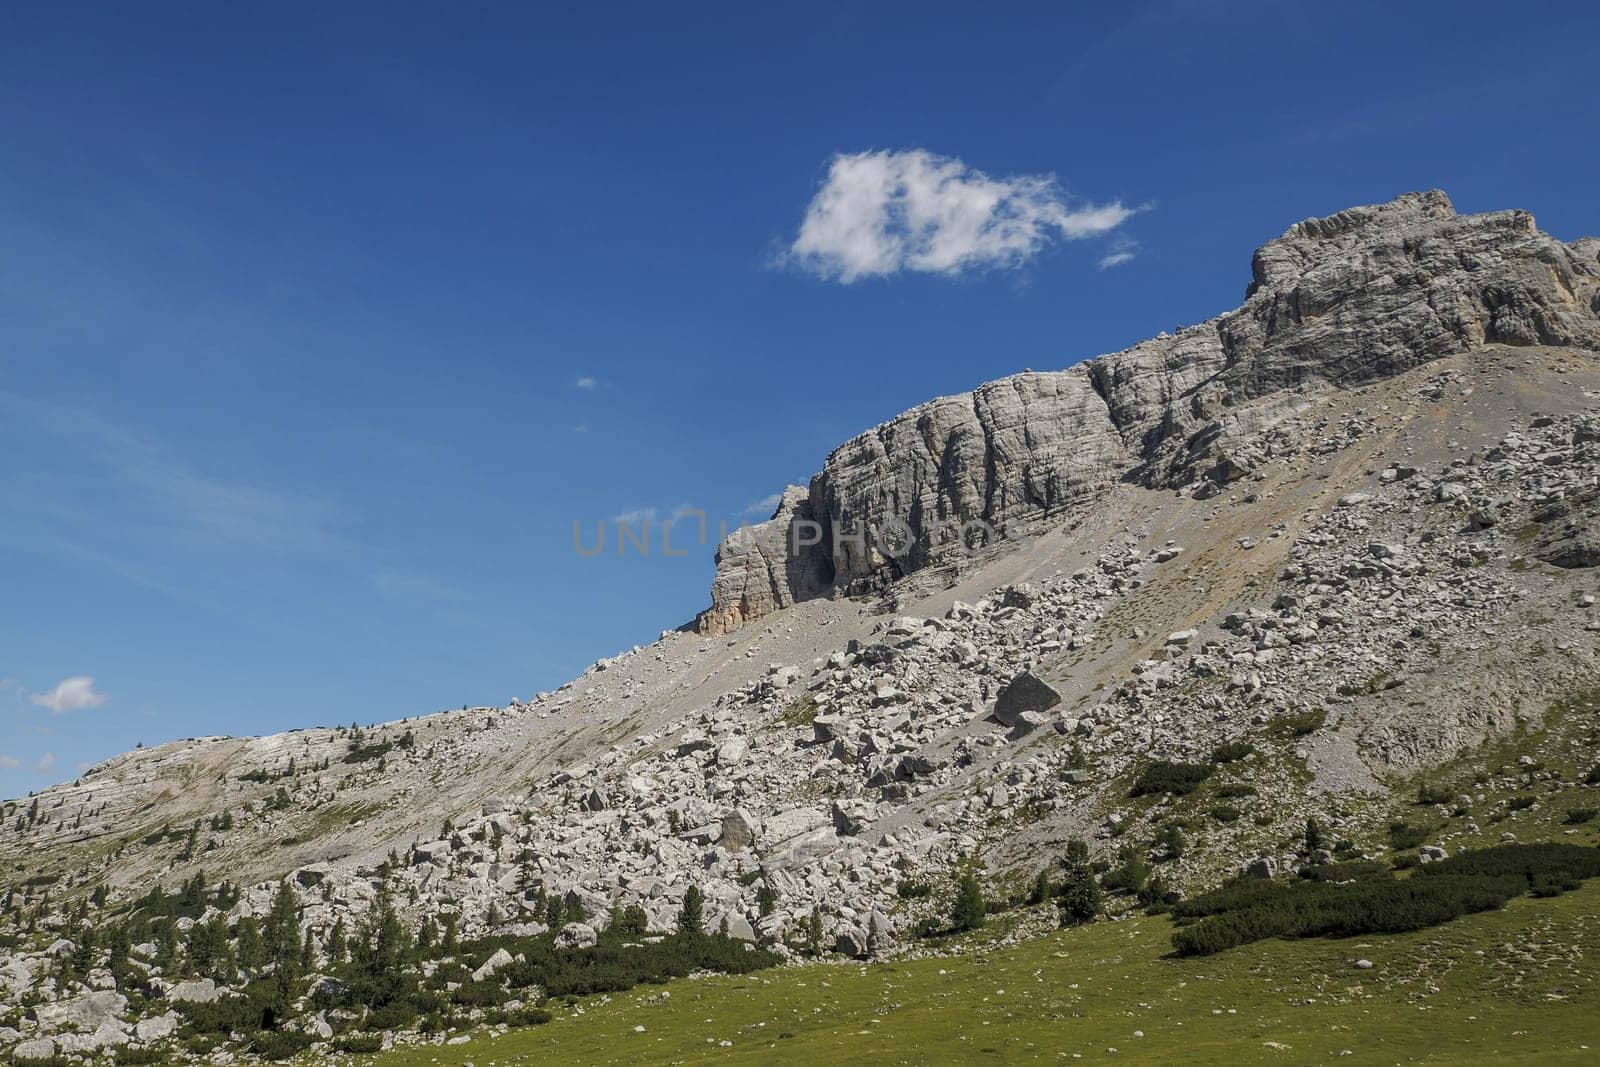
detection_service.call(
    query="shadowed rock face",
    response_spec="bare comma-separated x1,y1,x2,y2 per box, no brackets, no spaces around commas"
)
697,190,1600,634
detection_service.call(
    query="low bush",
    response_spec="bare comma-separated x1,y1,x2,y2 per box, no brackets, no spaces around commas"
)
1130,761,1213,797
1387,821,1431,850
1416,782,1453,805
1505,795,1537,812
1172,844,1600,957
246,1029,313,1062
113,1049,170,1065
1297,860,1388,883
1209,741,1254,764
1272,709,1327,738
1209,804,1242,824
1565,806,1598,825
1172,874,1519,956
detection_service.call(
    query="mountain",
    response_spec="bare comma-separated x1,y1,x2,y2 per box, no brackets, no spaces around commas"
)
3,191,1598,1061
699,190,1600,634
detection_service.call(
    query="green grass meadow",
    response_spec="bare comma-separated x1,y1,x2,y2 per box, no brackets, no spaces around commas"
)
352,881,1599,1067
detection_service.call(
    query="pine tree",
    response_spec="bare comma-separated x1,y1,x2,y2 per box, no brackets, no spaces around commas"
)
349,880,413,1008
950,871,986,932
1304,817,1326,854
236,916,266,971
805,906,824,957
264,881,302,977
677,885,705,936
1057,861,1101,926
756,879,778,918
1028,868,1052,906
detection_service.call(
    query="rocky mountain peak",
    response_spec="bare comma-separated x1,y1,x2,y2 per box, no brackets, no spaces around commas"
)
698,191,1600,635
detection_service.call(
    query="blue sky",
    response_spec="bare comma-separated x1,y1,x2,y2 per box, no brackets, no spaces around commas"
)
3,1,1598,792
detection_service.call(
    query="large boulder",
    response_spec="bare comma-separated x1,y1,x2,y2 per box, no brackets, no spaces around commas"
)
720,809,757,852
166,979,219,1004
472,948,514,982
556,922,598,949
993,671,1062,727
14,1037,57,1060
34,989,127,1032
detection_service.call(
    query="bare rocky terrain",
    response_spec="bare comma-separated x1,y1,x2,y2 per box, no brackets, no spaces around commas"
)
3,190,1598,1061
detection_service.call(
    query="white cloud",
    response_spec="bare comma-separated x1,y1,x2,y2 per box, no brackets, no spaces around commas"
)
575,376,598,390
744,491,785,516
611,508,657,526
1098,250,1137,269
0,756,19,770
36,752,56,773
31,676,108,714
788,149,1135,282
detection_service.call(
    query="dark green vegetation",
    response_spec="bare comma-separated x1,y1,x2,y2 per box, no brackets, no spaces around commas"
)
1129,760,1213,797
6,870,775,1063
1170,844,1600,956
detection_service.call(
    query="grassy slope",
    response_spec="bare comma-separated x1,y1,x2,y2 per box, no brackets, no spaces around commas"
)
357,881,1600,1067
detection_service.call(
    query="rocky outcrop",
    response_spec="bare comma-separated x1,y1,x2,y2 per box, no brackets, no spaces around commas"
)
698,191,1600,633
698,486,834,635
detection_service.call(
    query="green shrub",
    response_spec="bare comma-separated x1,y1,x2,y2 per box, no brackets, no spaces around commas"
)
114,1049,171,1065
1272,709,1327,738
1564,806,1598,825
1101,845,1149,895
1416,782,1453,805
246,1029,313,1062
333,1034,384,1053
1130,761,1213,797
451,978,505,1006
1505,795,1537,812
1297,860,1388,883
1209,741,1254,764
1216,783,1257,799
343,740,394,764
1209,804,1242,824
1387,821,1431,850
1173,844,1600,957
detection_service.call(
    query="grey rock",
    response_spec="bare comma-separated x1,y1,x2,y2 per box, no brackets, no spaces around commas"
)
165,979,219,1004
14,1037,57,1059
720,808,757,852
993,670,1063,727
555,922,598,949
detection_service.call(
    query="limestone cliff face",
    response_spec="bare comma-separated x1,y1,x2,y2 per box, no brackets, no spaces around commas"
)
697,191,1600,634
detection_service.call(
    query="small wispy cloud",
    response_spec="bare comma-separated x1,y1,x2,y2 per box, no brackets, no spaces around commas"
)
744,491,785,516
575,376,598,391
0,756,19,771
31,675,108,714
787,149,1136,283
611,507,658,526
1097,236,1139,270
573,422,590,434
36,753,57,773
